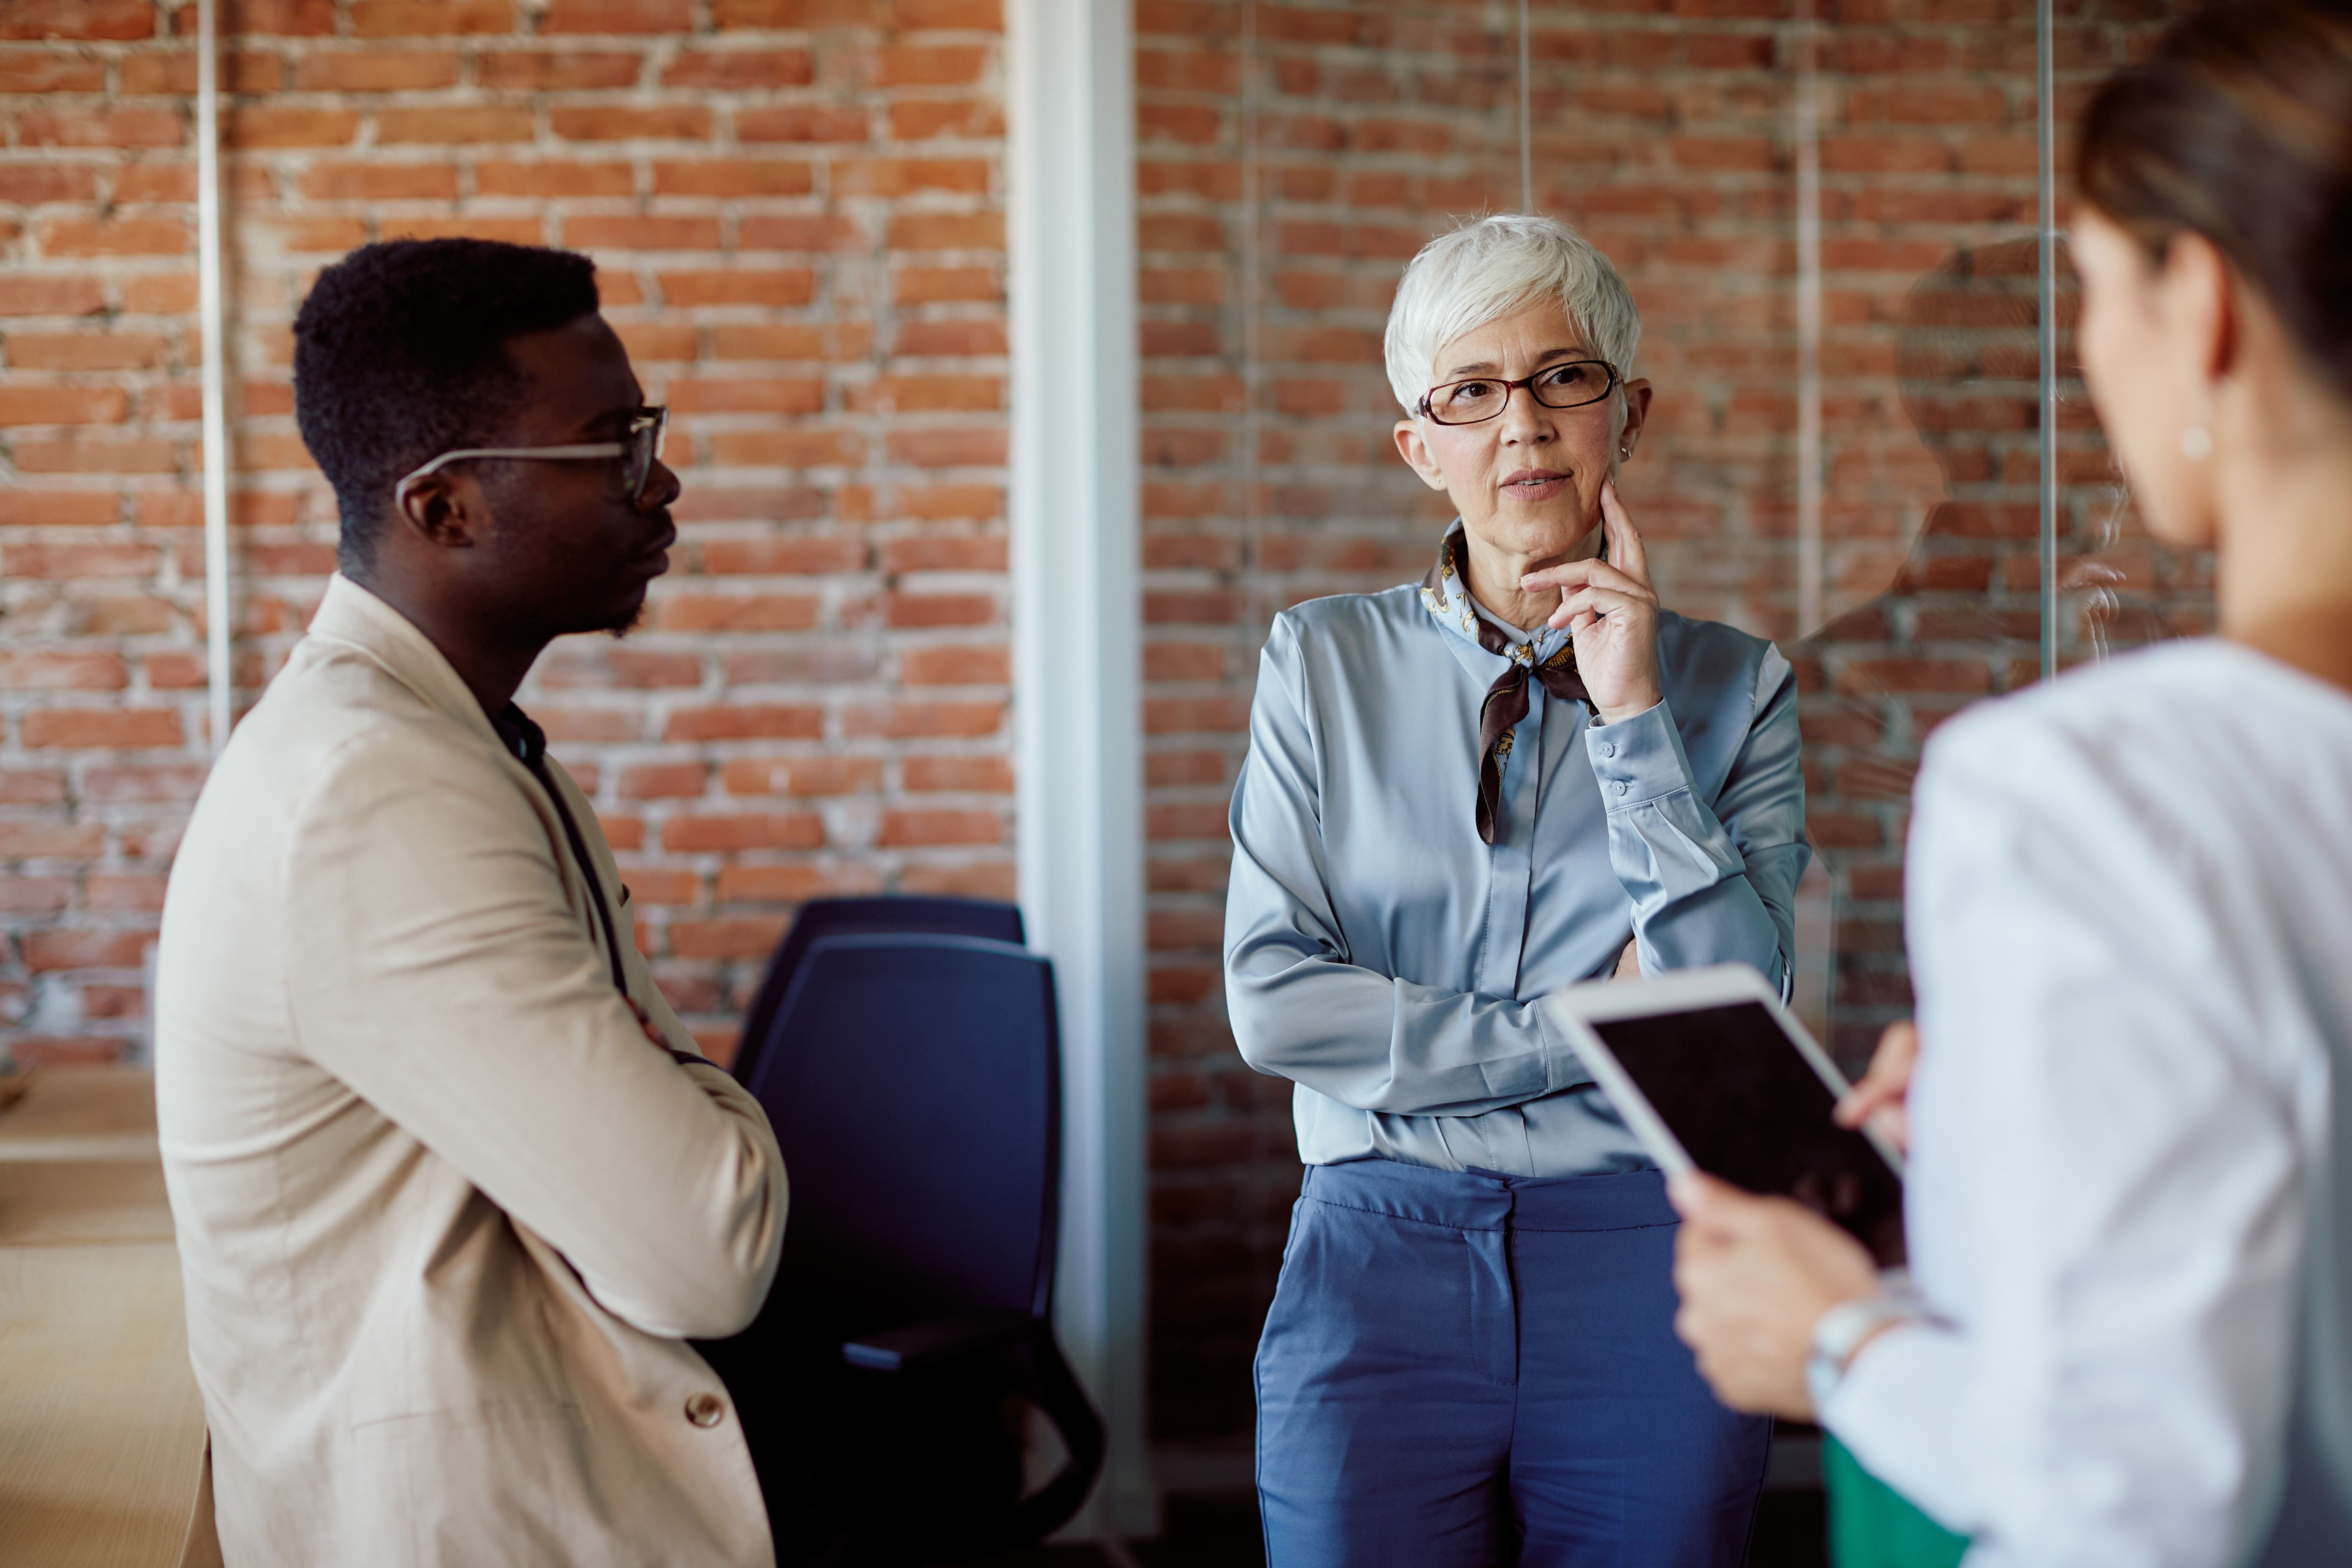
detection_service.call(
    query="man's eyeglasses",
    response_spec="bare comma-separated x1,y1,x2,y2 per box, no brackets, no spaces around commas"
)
1417,361,1619,426
395,406,669,507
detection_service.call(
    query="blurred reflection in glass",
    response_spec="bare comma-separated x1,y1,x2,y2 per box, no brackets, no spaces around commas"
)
1798,241,2046,1072
1798,236,2214,1074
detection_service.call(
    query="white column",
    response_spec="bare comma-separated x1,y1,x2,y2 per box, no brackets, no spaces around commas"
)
197,0,233,754
1006,0,1155,1541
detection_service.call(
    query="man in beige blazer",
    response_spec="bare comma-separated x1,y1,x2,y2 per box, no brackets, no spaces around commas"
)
155,238,787,1566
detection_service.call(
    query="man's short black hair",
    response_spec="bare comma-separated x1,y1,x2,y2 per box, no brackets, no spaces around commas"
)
293,238,601,571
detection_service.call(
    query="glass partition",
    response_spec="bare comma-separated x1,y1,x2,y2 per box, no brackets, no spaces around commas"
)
1790,6,2055,1070
1136,0,2209,1453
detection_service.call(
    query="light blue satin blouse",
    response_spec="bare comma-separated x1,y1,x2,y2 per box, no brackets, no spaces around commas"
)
1223,534,1810,1178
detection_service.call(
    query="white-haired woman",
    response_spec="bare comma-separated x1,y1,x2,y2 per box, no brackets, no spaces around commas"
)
1225,212,1807,1565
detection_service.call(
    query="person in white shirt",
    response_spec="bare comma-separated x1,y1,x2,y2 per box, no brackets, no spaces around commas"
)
1666,3,2352,1565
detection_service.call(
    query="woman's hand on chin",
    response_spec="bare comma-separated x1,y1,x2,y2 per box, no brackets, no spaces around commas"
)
1519,479,1663,724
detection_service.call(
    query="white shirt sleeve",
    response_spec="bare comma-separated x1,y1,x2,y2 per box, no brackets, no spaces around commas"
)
1823,704,2309,1568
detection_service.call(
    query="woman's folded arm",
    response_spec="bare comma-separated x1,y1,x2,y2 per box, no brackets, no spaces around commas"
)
1225,623,1590,1117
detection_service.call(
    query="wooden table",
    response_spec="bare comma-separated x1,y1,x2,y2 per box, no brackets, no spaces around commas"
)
0,1069,205,1568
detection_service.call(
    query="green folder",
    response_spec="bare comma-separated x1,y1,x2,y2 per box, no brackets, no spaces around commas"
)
1826,1436,1971,1568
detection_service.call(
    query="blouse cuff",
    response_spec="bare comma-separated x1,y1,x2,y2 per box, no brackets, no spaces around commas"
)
1583,696,1698,809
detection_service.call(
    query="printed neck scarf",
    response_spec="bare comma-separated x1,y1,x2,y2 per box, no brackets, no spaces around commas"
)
1419,527,1591,845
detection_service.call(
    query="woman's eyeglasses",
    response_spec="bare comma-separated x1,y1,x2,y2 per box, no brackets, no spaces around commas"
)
394,405,670,506
1418,361,1619,426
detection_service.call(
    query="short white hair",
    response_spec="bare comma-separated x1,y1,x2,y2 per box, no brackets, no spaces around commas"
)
1383,213,1643,415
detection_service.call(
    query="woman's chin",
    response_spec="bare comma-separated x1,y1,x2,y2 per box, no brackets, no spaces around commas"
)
1468,505,1601,562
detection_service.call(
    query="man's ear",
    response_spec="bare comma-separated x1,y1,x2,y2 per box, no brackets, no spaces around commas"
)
1393,418,1451,492
393,470,491,551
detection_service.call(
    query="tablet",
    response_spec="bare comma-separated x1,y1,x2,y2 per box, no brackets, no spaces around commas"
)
1541,965,1907,1266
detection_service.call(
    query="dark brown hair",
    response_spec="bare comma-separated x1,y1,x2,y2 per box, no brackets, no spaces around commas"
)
2079,0,2352,398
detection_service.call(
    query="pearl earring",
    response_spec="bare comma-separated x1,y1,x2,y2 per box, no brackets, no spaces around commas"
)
2181,388,2216,462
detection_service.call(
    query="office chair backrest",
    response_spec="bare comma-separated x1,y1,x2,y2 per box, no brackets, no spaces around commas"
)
745,933,1060,1327
730,896,1025,1090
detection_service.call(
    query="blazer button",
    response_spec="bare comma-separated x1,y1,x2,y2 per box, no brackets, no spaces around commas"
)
685,1392,727,1428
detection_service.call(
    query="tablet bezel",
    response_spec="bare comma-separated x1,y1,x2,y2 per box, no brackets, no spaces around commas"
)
1539,962,1906,1179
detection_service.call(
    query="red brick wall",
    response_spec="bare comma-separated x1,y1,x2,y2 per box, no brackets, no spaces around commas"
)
1134,0,2201,1438
0,0,1010,1066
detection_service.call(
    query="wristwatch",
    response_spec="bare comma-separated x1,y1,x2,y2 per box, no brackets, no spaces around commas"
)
1805,1274,1923,1415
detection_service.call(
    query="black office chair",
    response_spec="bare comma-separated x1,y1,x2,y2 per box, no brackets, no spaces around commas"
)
699,933,1104,1566
728,896,1025,1094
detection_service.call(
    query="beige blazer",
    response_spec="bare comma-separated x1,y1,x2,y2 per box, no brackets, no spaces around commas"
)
156,576,787,1567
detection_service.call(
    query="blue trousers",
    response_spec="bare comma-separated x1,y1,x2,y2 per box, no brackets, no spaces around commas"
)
1254,1160,1770,1568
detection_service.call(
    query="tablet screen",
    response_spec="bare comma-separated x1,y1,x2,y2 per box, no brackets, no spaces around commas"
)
1588,1001,1907,1265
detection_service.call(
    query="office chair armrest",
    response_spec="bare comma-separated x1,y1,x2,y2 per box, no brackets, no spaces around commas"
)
841,1308,1033,1373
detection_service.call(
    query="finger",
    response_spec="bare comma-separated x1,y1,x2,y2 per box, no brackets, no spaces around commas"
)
1852,1023,1919,1091
1668,1169,1737,1219
1853,1060,1906,1098
1519,557,1593,586
1834,1079,1902,1129
1672,1242,1732,1303
1520,558,1654,599
1527,560,1651,601
1556,586,1646,629
1835,1095,1902,1137
1836,1023,1920,1127
1682,1179,1789,1248
1548,588,1599,629
1577,585,1645,615
1667,1171,1710,1218
1600,479,1651,588
1841,1071,1905,1112
1552,598,1611,633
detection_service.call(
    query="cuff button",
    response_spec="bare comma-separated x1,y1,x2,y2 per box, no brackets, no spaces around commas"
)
685,1392,727,1428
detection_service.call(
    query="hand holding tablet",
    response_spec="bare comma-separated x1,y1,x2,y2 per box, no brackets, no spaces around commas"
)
1542,965,1907,1267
